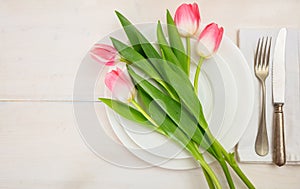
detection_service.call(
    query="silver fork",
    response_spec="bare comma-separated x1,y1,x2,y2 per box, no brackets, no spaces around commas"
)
254,37,272,156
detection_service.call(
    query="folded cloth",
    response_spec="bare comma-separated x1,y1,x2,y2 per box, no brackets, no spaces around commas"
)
237,28,300,164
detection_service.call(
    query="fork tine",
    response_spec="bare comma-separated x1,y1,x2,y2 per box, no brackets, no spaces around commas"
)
255,38,262,69
266,37,272,68
258,37,264,68
262,37,271,69
262,37,268,68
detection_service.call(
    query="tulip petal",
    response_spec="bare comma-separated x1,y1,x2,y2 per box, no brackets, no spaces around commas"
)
105,60,116,66
197,23,224,57
215,27,224,51
174,3,201,37
196,40,215,58
89,53,106,65
91,44,117,59
104,68,135,102
89,44,118,66
104,68,120,91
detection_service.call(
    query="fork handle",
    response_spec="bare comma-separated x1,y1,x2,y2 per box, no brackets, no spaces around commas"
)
255,82,269,156
273,103,286,166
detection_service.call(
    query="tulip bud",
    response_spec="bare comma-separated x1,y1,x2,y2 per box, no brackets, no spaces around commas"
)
105,68,136,102
90,44,119,66
196,23,224,58
174,3,201,37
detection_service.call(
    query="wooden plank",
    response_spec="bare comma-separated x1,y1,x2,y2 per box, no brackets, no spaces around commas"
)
0,102,300,188
0,102,206,189
1,0,300,100
0,1,300,188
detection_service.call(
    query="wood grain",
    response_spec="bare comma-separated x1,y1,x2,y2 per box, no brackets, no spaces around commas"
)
1,0,300,188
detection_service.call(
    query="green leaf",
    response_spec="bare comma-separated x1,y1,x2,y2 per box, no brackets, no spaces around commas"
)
160,61,208,129
137,87,199,148
110,37,161,80
135,32,161,59
99,98,154,128
115,11,145,55
166,10,188,74
111,37,178,100
131,31,181,99
128,68,204,145
135,32,165,76
156,21,182,68
113,36,208,137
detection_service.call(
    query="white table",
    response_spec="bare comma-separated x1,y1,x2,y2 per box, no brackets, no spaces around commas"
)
1,0,300,188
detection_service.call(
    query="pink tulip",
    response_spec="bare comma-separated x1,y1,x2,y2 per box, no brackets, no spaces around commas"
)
105,68,136,102
196,23,224,58
90,44,119,66
174,3,201,37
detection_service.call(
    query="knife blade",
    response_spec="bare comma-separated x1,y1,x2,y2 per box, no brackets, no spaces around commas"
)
272,28,287,166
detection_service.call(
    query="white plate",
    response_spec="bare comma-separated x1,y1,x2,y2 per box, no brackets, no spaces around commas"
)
76,23,254,170
103,25,254,168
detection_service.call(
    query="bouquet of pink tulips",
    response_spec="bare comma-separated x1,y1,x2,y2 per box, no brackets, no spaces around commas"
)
91,3,255,189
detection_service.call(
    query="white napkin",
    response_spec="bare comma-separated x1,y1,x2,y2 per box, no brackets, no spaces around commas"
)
237,28,300,164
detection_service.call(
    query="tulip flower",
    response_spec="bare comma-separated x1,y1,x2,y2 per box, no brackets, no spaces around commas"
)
105,68,136,102
90,44,119,66
196,23,224,58
174,3,200,37
193,23,224,95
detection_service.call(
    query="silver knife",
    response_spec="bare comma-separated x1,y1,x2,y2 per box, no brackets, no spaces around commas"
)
272,28,287,166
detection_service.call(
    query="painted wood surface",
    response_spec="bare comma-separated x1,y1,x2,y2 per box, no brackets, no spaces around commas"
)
1,0,300,188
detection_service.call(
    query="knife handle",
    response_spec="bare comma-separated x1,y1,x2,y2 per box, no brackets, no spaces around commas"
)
273,103,286,166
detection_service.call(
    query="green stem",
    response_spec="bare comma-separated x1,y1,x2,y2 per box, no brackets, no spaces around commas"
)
220,146,255,189
120,57,131,64
211,144,235,189
203,169,216,189
193,56,205,95
229,162,254,189
219,159,235,189
186,37,191,76
131,99,164,134
203,131,235,189
187,143,222,189
159,80,178,100
132,99,219,188
211,139,255,189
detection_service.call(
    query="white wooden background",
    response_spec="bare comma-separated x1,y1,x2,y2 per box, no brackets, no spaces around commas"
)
1,0,300,188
